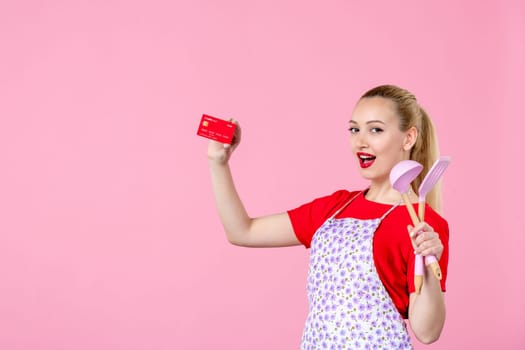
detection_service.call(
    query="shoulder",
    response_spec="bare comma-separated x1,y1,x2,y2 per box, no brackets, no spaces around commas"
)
296,189,361,216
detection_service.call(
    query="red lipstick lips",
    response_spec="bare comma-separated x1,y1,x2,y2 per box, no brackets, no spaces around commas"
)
357,152,376,168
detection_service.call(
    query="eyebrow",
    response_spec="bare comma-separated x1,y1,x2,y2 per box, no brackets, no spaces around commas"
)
348,120,386,124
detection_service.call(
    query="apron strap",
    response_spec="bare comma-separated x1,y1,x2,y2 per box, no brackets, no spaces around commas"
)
380,201,401,221
329,190,402,221
328,191,362,220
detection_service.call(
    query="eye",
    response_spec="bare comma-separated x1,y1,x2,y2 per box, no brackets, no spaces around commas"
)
370,127,383,134
348,127,359,134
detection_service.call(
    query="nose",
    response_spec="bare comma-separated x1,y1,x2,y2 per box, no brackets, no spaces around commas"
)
354,132,368,149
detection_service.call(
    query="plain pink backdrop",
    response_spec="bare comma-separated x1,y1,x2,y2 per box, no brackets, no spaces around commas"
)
1,1,524,349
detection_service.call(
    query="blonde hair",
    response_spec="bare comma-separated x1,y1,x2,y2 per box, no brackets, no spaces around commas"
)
361,85,442,212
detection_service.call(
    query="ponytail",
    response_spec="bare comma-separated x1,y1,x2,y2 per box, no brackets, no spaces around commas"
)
411,106,442,213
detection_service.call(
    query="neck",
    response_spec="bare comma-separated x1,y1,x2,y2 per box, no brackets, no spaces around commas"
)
365,182,416,204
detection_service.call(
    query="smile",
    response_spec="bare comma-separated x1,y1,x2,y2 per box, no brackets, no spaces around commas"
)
357,152,376,168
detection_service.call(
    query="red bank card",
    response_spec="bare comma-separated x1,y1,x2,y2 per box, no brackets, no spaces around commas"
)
196,114,237,144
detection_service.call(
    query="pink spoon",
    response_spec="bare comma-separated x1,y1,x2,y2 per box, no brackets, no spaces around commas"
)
390,160,426,294
417,156,451,281
390,160,422,224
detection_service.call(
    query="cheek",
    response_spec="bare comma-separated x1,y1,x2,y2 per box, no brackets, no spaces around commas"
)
371,139,391,153
380,136,403,152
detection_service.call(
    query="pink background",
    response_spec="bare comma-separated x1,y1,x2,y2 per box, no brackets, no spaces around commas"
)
1,1,524,349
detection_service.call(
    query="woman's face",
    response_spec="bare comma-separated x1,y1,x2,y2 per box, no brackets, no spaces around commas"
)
349,97,416,183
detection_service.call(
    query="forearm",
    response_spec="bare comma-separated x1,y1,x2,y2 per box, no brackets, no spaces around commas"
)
408,265,446,344
209,160,252,244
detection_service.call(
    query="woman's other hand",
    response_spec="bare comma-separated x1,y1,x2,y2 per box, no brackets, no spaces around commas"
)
408,222,444,260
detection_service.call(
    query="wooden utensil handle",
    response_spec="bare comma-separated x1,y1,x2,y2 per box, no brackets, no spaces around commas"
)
418,201,425,222
401,193,419,226
427,261,442,280
418,199,443,281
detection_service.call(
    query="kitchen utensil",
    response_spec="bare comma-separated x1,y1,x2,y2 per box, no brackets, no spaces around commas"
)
416,156,451,281
390,160,422,224
390,160,426,293
418,156,451,221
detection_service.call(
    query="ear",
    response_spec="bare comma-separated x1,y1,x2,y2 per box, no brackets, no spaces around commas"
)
403,126,418,151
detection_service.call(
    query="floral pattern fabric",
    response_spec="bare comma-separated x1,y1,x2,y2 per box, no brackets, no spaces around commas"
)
301,216,413,349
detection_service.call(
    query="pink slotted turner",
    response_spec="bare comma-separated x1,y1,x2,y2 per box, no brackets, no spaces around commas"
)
416,156,451,281
418,156,451,221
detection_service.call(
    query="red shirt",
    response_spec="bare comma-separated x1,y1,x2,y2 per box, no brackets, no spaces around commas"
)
287,189,449,319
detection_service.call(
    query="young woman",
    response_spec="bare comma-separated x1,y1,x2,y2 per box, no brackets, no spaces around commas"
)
207,85,449,349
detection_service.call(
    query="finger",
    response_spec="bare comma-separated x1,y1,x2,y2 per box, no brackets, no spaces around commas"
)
415,237,443,253
414,231,429,245
228,118,242,147
407,225,420,240
415,239,426,253
406,225,415,242
415,231,439,246
419,221,434,233
234,124,241,142
407,225,418,250
411,222,428,235
416,244,443,258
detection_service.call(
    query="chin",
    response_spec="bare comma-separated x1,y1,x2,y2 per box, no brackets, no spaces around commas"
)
358,169,374,180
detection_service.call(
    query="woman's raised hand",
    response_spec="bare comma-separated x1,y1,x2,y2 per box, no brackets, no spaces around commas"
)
207,119,241,164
